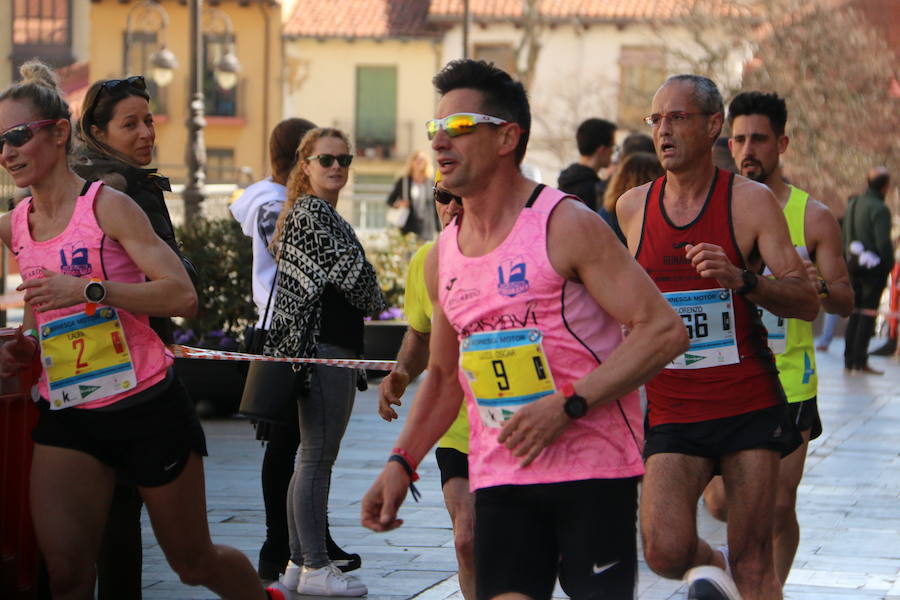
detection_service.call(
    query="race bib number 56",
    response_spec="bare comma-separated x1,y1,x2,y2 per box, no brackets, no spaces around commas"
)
663,289,740,369
460,328,555,428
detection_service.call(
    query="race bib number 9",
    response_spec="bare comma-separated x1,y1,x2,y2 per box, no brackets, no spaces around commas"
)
758,308,786,354
460,328,555,428
40,308,137,409
663,289,740,369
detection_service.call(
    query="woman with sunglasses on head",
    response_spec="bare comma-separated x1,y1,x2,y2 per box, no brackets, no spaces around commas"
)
71,74,193,600
0,60,281,600
265,128,384,597
386,149,440,239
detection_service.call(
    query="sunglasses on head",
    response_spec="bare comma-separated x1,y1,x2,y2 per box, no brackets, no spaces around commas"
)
307,153,353,168
426,113,508,140
433,185,462,205
100,75,147,93
0,119,58,152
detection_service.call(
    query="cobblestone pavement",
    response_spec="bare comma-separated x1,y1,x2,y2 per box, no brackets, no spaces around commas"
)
140,345,900,599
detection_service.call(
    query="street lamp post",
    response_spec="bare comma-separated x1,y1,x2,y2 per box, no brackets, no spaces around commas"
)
123,0,241,230
182,0,206,229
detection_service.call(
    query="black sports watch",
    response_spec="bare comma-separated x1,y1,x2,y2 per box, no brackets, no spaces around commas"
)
735,269,758,296
84,278,107,303
561,382,588,419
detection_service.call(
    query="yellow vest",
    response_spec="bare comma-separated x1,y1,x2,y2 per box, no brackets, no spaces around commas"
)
404,243,469,453
776,186,817,403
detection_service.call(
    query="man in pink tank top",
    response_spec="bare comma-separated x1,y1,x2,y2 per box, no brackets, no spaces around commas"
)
616,75,819,600
361,59,688,599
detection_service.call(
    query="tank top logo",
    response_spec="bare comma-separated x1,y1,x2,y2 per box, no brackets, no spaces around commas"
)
59,242,93,277
497,256,530,297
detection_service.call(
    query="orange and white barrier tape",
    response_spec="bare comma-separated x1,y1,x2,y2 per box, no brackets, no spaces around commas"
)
169,344,396,371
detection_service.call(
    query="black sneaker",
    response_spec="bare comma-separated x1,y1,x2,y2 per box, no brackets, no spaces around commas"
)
327,531,362,573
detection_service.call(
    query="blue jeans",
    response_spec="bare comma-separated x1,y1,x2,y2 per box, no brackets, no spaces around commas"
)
286,344,358,568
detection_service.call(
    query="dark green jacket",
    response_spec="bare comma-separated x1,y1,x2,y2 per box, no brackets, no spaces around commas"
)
844,188,894,273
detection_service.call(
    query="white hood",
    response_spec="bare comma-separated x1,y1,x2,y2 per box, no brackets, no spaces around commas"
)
229,178,286,327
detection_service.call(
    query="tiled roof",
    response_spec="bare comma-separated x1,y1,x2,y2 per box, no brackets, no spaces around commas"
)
428,0,739,21
284,0,435,38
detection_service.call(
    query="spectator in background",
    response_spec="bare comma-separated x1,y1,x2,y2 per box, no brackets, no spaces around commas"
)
602,152,664,245
557,118,617,211
230,117,363,581
266,128,384,596
621,131,655,158
73,73,194,600
386,149,439,239
843,167,893,373
712,137,737,172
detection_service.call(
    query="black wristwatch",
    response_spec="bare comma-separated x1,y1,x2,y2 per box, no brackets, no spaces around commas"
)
816,277,830,298
84,278,107,303
561,382,588,419
735,269,758,296
84,279,106,304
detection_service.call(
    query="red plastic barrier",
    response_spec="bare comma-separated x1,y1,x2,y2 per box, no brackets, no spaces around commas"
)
0,328,42,599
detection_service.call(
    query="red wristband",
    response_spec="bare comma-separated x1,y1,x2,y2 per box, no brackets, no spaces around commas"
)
391,447,419,474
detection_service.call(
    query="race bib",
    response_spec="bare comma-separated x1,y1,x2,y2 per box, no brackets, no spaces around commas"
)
663,288,740,369
758,308,786,354
460,328,555,428
40,308,137,409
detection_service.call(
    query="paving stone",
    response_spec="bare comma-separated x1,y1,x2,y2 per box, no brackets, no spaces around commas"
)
138,345,900,598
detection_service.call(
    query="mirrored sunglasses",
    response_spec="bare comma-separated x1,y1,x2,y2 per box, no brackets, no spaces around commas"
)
307,153,353,168
0,119,58,152
433,185,461,205
425,113,508,140
100,75,147,93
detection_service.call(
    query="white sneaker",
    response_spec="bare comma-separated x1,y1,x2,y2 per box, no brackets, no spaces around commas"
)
279,560,301,589
717,545,732,576
684,565,742,600
297,562,367,597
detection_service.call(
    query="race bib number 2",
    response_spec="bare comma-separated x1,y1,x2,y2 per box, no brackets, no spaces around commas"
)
40,308,137,409
460,328,556,428
663,288,740,369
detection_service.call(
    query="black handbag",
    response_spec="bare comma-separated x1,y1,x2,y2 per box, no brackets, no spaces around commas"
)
238,268,298,424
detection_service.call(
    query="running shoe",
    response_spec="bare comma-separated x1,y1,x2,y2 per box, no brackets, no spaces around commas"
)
684,565,742,600
297,562,367,596
265,582,290,600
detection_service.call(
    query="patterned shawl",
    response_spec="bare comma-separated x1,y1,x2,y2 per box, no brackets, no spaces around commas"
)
264,194,386,364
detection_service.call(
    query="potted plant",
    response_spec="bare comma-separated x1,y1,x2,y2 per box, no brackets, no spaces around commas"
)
173,217,255,417
362,228,424,364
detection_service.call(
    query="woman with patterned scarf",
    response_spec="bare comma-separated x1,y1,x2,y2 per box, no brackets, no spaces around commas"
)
264,128,384,596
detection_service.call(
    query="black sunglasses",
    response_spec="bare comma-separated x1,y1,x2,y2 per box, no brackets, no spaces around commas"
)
433,185,462,205
0,119,58,152
100,75,147,93
307,153,353,168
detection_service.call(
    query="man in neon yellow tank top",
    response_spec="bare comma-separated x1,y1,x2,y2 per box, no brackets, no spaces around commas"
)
704,91,853,585
377,177,474,598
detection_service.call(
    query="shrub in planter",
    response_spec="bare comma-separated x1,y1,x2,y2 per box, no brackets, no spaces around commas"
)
174,217,255,416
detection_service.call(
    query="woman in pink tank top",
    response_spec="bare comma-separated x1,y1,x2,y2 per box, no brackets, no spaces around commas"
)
0,61,279,599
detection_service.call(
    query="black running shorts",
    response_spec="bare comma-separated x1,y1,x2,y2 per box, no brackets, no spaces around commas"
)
643,403,802,474
474,477,638,600
788,396,822,440
435,447,469,487
32,375,208,487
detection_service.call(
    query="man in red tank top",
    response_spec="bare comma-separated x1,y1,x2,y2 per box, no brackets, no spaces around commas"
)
617,75,819,600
